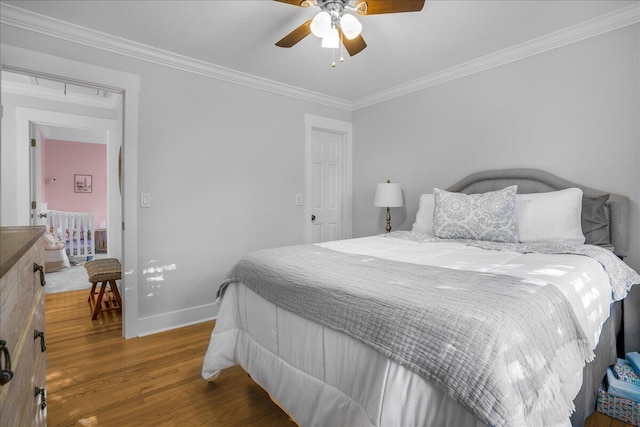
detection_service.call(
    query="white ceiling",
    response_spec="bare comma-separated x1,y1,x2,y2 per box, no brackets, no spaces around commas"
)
2,0,637,103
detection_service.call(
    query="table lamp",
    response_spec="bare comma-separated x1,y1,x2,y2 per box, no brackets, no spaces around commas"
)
374,180,403,233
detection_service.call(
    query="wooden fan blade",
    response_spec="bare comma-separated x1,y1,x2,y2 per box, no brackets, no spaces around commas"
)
273,0,307,7
276,20,312,48
341,33,367,56
355,0,425,15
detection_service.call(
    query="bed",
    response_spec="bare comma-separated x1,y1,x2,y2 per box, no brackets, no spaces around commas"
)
202,168,639,427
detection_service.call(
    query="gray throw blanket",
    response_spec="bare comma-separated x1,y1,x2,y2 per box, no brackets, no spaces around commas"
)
219,244,594,426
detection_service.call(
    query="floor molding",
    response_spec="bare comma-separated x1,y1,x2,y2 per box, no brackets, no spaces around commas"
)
137,303,217,337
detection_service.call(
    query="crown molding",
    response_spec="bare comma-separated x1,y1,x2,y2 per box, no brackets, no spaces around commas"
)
1,80,122,110
0,3,352,111
352,3,640,110
2,3,637,113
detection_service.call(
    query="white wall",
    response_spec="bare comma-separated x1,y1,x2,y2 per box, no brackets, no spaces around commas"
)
353,24,640,350
1,26,350,335
134,65,350,331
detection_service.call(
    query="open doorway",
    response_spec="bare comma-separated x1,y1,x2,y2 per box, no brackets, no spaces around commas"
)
1,47,140,338
1,68,126,327
35,124,112,293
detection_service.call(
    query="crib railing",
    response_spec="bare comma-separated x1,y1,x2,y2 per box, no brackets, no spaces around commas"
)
46,209,95,261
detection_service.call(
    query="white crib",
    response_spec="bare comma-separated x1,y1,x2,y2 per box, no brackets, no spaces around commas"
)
46,209,96,261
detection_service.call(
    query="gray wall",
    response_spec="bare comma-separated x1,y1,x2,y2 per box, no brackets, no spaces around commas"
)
353,24,640,350
1,26,351,331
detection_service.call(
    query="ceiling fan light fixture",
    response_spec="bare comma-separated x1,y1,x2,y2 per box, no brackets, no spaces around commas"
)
274,0,426,59
321,28,340,49
339,13,362,40
310,11,331,38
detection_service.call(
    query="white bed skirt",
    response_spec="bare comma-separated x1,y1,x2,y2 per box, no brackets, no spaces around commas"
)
202,283,581,427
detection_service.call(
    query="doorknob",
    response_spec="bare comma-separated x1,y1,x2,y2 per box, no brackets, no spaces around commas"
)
311,214,316,221
38,213,47,218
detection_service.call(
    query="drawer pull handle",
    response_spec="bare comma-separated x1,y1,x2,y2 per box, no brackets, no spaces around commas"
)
33,263,46,287
34,330,47,353
34,387,47,410
0,340,13,385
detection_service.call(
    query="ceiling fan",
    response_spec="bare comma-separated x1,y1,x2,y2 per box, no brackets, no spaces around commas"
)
275,0,425,65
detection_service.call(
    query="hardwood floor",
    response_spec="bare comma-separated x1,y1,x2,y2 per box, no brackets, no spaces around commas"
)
45,290,295,427
45,290,631,427
586,412,635,427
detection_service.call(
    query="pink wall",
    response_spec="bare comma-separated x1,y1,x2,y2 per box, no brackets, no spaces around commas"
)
42,139,107,228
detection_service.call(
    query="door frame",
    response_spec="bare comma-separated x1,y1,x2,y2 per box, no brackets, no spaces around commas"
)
23,110,119,256
304,114,353,244
1,45,140,338
29,121,43,226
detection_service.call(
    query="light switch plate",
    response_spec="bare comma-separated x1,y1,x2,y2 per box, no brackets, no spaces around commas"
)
295,193,303,206
140,192,151,208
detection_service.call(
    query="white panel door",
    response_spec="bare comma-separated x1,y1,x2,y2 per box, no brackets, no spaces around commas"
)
311,129,343,243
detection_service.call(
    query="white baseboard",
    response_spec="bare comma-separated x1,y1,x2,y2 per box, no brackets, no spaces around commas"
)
137,302,219,337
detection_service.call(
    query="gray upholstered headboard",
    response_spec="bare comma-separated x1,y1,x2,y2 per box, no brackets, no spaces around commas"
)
445,168,630,258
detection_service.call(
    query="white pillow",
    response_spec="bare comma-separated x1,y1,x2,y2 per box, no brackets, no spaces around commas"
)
411,194,435,234
516,188,585,244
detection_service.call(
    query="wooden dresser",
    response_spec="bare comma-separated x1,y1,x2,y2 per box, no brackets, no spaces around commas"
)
0,226,47,427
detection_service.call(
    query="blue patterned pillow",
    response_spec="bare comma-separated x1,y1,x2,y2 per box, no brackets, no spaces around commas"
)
433,186,519,243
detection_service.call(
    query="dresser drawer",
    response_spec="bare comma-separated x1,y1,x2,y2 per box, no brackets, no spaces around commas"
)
31,349,47,427
0,305,46,427
0,265,19,363
0,227,47,427
0,242,44,360
31,289,47,370
17,241,44,323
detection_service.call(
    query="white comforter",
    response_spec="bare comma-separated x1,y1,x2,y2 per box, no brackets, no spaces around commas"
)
202,235,614,427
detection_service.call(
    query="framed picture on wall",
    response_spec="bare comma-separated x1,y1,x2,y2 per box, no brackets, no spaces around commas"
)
74,174,93,193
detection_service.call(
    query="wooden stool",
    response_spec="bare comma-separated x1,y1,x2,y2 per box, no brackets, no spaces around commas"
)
85,258,122,320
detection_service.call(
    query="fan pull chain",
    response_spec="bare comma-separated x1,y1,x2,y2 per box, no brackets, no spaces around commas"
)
330,35,344,68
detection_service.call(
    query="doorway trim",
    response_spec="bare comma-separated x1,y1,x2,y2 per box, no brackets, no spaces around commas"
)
1,44,140,338
21,109,119,257
304,114,353,244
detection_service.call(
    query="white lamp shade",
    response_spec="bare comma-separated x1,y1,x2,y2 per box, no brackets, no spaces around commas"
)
374,182,403,207
321,28,339,49
339,13,362,40
311,11,331,38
